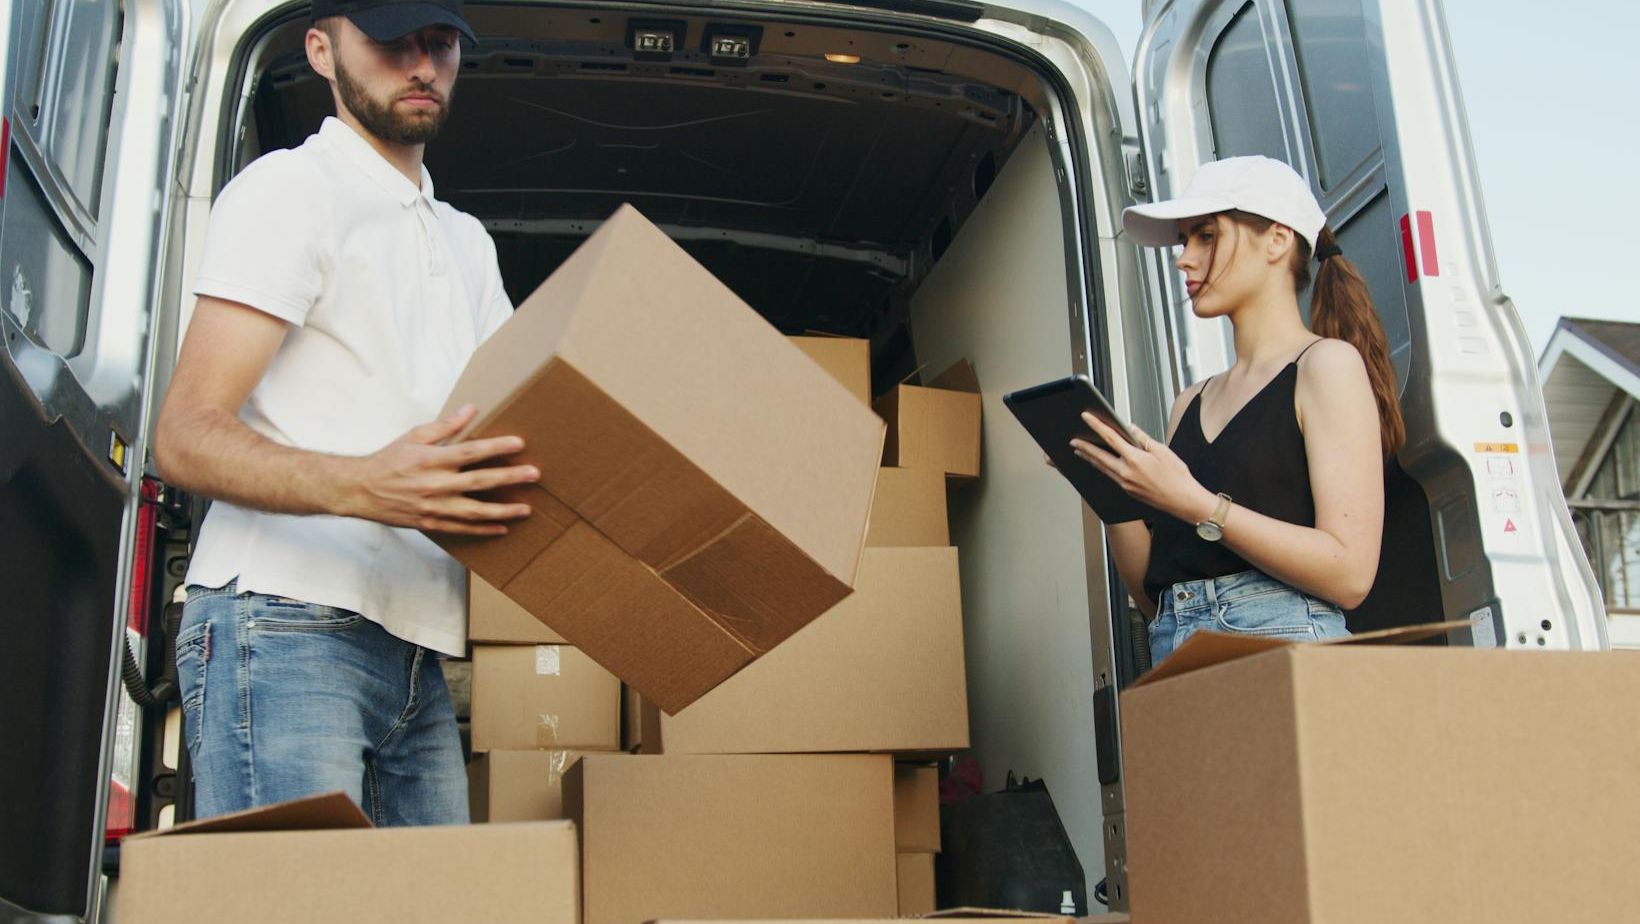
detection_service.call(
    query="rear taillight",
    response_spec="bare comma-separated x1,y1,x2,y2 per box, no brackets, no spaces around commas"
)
106,478,163,844
127,478,161,637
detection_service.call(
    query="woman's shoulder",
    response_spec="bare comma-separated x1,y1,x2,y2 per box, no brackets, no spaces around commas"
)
1295,337,1372,404
1297,337,1369,376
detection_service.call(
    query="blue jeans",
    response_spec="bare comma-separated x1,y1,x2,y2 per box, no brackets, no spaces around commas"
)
1148,569,1350,666
175,581,468,825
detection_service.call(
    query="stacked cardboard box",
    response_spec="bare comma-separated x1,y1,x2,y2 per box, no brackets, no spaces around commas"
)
895,764,943,915
466,576,623,823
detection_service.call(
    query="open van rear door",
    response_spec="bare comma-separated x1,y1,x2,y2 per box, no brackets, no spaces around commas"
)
1131,0,1607,651
0,0,188,919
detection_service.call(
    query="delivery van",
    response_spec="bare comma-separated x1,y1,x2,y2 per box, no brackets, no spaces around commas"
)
0,0,1609,920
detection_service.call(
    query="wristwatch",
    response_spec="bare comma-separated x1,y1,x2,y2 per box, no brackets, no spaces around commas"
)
1195,493,1233,542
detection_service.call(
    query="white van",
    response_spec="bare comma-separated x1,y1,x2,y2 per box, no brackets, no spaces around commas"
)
0,0,1608,920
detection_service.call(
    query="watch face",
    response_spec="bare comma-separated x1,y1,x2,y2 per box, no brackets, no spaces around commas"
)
1196,521,1224,542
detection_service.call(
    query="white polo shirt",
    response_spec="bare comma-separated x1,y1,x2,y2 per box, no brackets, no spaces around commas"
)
186,116,512,656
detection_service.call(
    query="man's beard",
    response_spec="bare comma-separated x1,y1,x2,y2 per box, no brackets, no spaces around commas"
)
334,57,450,145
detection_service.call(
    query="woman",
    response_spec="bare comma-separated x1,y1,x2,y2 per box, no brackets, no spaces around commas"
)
1073,155,1404,664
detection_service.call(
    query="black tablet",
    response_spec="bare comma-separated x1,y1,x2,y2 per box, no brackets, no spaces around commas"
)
1003,375,1158,524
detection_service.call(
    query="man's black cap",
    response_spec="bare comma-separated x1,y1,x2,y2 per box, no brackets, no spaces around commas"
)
312,0,478,45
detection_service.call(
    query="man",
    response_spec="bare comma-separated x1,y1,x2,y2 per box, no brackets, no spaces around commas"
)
154,0,534,825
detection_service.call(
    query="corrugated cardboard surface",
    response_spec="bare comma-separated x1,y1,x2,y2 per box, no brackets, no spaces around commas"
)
643,548,968,754
790,335,872,405
119,794,578,923
1123,643,1640,924
894,764,942,852
897,853,937,916
468,749,587,822
867,467,949,547
567,754,898,924
436,206,884,713
471,645,621,752
469,572,566,644
876,364,982,479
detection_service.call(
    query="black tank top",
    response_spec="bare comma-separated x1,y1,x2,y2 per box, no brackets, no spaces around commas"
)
1143,343,1320,601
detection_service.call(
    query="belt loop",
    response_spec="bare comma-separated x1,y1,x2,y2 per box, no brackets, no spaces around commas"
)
1204,576,1219,608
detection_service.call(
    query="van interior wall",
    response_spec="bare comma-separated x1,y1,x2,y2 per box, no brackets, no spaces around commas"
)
909,123,1106,897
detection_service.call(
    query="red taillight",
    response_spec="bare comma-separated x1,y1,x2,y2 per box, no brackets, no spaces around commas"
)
105,780,135,843
0,117,10,199
128,478,161,636
108,478,165,844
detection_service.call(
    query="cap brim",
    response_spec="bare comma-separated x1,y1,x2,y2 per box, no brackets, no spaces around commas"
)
1121,196,1236,247
348,3,478,45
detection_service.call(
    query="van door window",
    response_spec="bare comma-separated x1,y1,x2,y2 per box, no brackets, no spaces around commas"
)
1200,0,1411,392
1204,4,1285,164
1,0,122,358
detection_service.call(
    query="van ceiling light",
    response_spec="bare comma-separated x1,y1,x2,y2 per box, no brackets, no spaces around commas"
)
824,53,862,65
702,24,762,67
628,20,686,62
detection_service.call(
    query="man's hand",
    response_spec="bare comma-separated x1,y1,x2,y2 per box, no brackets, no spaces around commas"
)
1070,411,1216,524
341,405,539,536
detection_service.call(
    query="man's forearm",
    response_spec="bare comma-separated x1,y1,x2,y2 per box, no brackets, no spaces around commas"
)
156,407,360,517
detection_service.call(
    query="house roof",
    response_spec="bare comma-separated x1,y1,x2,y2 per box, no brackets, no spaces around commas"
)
1538,318,1640,493
1559,317,1640,377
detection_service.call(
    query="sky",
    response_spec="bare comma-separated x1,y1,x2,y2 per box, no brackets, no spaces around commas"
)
1081,0,1638,358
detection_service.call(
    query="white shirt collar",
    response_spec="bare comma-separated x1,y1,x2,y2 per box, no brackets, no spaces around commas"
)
318,116,437,208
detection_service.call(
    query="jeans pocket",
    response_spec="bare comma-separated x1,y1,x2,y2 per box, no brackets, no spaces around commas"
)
1214,595,1317,639
174,620,209,755
247,594,364,632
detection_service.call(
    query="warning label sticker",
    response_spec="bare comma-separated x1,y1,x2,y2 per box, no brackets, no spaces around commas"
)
1474,442,1519,454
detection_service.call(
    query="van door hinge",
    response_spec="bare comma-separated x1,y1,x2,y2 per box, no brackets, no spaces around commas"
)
1126,151,1148,198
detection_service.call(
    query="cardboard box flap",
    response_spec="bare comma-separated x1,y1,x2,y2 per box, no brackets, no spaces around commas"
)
128,792,370,839
928,359,980,394
1131,618,1482,689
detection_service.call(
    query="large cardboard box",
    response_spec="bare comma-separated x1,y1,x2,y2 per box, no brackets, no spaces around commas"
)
641,547,968,754
471,645,621,752
790,335,871,405
875,360,982,480
437,206,885,713
867,467,949,547
566,754,898,924
469,572,566,644
897,853,937,915
468,749,587,822
118,793,578,923
894,764,941,852
1122,623,1640,924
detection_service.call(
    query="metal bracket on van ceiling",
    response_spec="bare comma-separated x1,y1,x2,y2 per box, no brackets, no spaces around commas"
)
479,218,909,278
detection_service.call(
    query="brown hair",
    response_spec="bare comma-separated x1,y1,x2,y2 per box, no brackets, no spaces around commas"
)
1217,211,1406,457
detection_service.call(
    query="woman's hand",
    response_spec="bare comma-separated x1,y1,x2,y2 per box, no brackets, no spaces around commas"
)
1070,412,1216,524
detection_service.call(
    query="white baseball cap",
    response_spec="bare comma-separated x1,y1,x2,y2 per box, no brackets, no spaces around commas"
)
1122,155,1327,251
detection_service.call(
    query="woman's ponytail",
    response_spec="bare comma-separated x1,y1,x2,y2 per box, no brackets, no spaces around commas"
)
1303,226,1405,457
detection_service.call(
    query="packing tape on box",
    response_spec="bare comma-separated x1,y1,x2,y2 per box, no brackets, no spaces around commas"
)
537,713,560,748
535,645,561,676
547,749,571,785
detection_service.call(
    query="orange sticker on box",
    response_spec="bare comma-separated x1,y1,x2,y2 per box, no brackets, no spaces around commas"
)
1475,442,1519,453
